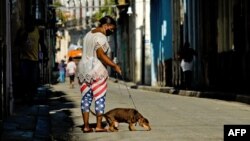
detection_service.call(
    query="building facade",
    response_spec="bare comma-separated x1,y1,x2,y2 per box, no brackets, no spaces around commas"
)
164,0,250,93
118,0,250,94
0,0,56,119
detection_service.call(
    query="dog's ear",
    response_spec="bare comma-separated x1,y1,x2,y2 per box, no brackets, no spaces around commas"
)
138,117,149,127
142,118,149,124
133,110,143,122
131,116,137,123
130,110,138,123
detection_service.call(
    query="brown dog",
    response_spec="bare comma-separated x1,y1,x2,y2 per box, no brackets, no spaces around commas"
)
90,108,151,132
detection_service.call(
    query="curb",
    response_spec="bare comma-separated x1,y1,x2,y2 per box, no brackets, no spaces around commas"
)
236,95,250,104
33,105,50,140
136,85,250,105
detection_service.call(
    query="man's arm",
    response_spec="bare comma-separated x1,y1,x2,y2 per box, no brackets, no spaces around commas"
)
192,48,198,56
96,47,121,74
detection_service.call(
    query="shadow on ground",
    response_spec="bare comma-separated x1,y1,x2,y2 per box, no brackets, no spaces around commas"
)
48,88,108,141
48,89,77,141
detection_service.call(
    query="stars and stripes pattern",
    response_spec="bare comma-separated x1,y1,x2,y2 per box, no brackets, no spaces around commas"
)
80,78,107,101
80,78,107,113
91,78,108,101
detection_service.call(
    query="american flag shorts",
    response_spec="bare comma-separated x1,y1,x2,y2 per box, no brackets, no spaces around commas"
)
80,78,107,113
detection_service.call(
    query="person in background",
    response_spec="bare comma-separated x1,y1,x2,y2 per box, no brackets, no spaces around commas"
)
18,18,47,105
178,41,197,90
77,15,121,133
66,57,77,88
58,59,66,83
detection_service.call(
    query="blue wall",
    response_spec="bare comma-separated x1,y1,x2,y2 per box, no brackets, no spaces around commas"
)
150,0,173,79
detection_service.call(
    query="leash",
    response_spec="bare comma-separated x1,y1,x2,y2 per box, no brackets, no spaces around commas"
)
115,73,123,96
116,73,137,110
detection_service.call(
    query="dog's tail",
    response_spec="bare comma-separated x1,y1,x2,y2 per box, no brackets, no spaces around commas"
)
89,109,104,117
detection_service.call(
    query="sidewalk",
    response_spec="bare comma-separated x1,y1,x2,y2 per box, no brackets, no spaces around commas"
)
109,77,250,105
1,86,51,141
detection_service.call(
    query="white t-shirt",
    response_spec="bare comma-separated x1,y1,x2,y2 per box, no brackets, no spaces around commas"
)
78,31,110,83
82,31,110,58
66,61,76,74
180,59,193,72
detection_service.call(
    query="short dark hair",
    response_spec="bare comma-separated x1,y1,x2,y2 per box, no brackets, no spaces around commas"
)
99,15,116,27
68,57,73,61
25,17,35,32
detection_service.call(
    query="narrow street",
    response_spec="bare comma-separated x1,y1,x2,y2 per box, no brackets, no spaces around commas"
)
49,78,250,141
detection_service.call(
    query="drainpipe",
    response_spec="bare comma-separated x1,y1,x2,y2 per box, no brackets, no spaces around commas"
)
141,0,146,84
5,0,14,115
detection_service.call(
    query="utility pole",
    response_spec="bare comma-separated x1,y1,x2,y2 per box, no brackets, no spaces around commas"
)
141,0,146,84
79,0,82,25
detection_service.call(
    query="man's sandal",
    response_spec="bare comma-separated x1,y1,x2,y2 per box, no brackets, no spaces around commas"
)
82,128,94,133
95,128,108,132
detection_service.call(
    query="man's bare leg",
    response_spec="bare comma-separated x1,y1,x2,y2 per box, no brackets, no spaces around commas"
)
82,112,91,131
95,113,107,132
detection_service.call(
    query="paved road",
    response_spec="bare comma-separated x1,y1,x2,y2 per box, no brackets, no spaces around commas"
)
49,79,250,141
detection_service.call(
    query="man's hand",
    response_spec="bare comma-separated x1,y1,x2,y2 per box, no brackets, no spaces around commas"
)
113,64,122,75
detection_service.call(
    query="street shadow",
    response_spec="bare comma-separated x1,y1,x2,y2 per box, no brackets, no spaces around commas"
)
47,89,77,141
48,88,108,139
48,91,75,111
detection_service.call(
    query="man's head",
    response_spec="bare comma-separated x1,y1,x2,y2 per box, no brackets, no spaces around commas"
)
25,17,36,32
184,41,190,48
68,57,73,62
99,16,116,36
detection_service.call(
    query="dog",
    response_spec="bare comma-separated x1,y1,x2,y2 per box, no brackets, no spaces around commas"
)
90,108,151,132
